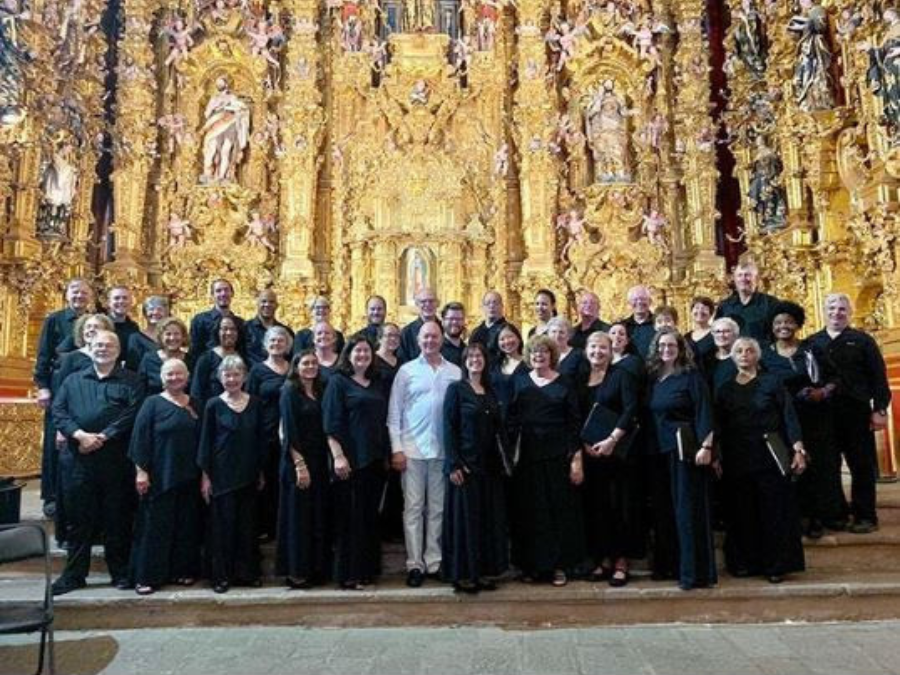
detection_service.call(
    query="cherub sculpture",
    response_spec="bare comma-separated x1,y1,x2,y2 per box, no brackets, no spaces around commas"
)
245,211,277,252
640,209,668,248
162,17,196,68
556,209,586,260
165,213,193,252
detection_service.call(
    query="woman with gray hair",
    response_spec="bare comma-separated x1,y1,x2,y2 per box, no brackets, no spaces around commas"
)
547,316,589,384
715,337,807,583
198,354,266,593
126,296,170,371
703,317,740,395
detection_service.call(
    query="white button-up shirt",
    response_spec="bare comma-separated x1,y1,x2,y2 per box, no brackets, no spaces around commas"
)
387,354,462,460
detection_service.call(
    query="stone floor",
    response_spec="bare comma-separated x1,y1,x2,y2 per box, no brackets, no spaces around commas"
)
3,621,900,675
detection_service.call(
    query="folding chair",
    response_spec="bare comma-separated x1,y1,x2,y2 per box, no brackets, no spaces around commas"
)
0,523,55,674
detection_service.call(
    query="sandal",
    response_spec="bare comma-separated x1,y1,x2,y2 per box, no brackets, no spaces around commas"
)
552,570,568,587
135,584,155,596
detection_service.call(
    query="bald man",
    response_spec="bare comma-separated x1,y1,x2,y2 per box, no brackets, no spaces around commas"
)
469,291,510,362
243,289,294,366
398,287,441,363
569,291,610,350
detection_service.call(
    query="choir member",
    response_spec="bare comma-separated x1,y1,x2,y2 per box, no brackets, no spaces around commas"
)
294,296,345,355
51,330,144,595
106,286,141,361
440,301,467,367
190,315,242,410
762,301,845,536
311,321,340,384
716,337,806,583
508,334,585,586
442,342,510,593
621,285,655,360
129,358,202,594
581,332,641,586
189,279,245,361
277,350,332,589
323,335,390,589
704,317,740,395
654,305,679,331
137,317,190,396
35,278,94,517
247,325,292,540
569,291,610,350
646,328,716,591
374,322,402,394
398,287,440,363
489,323,528,411
374,321,404,540
244,289,294,367
686,296,716,365
806,293,891,533
547,316,589,385
469,291,509,362
360,295,387,346
715,260,780,344
198,355,265,593
527,288,557,338
609,322,645,383
126,295,170,371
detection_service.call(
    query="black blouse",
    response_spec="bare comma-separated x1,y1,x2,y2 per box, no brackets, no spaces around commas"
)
489,359,529,411
279,384,329,476
322,373,388,470
128,395,201,495
246,362,288,440
509,374,581,462
138,351,192,396
374,354,400,399
126,331,157,372
557,348,590,386
582,365,638,433
190,350,225,409
52,349,92,391
197,396,265,496
442,380,506,475
647,369,714,455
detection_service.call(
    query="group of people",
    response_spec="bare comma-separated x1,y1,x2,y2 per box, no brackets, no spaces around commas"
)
35,260,890,596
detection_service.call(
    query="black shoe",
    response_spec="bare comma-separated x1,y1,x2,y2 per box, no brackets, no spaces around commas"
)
805,519,825,540
212,582,229,594
478,580,498,592
426,569,442,581
768,575,784,584
406,569,424,588
287,577,313,590
42,501,57,518
51,577,86,596
849,519,878,534
823,519,848,532
112,577,133,591
453,581,479,594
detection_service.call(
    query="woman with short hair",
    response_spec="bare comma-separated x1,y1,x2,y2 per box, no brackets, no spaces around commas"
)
547,316,589,385
686,296,716,364
126,296,170,371
137,317,190,396
704,317,740,395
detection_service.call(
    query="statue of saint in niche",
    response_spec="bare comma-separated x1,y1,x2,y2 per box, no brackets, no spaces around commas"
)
200,76,251,184
585,80,632,183
733,0,766,79
787,0,835,112
401,246,433,306
36,143,78,241
404,0,435,31
865,8,900,141
748,135,788,233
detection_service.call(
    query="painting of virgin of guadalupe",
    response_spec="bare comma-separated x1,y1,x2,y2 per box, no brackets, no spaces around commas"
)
400,246,434,307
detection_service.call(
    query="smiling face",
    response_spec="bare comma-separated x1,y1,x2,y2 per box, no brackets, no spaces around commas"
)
380,324,401,353
82,316,107,345
482,292,503,321
366,297,386,325
586,334,611,368
629,288,651,316
266,331,289,357
66,281,93,312
296,353,319,382
465,348,486,377
349,341,373,373
161,361,189,394
826,296,851,332
691,302,712,327
443,309,465,340
218,318,239,349
547,322,570,349
90,330,120,368
107,288,133,320
219,367,245,393
734,266,758,294
657,333,680,365
772,313,799,342
313,323,336,350
578,293,599,321
212,281,233,310
534,293,554,322
712,322,737,349
257,290,277,321
498,327,521,356
161,324,186,353
418,321,443,356
608,324,629,353
311,298,331,323
416,290,438,320
145,302,169,325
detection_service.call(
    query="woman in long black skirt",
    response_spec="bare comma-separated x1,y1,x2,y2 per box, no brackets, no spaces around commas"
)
581,332,642,587
198,354,265,593
322,335,388,590
277,349,332,589
717,337,807,583
129,358,202,594
442,342,510,593
247,325,291,541
508,334,585,586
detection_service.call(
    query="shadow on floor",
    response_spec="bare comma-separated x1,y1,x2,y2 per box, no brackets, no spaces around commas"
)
0,635,118,675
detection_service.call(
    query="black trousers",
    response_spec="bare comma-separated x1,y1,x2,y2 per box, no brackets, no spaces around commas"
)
131,482,202,587
833,397,879,523
40,411,58,502
209,484,260,585
58,448,134,583
333,463,383,585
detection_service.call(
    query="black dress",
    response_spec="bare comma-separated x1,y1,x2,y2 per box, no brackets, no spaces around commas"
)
246,362,288,539
276,384,332,584
508,374,585,578
687,332,715,367
138,351,192,397
197,396,265,587
322,373,389,585
762,344,845,526
488,359,528,413
581,366,644,563
190,350,225,411
557,348,590,387
126,331,157,372
716,373,805,578
373,354,402,540
128,395,202,587
441,381,509,586
647,369,717,589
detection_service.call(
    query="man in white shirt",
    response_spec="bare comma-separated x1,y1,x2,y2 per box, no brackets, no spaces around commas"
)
388,320,462,587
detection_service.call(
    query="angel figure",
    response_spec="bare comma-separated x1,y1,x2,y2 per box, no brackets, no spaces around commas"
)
787,0,835,112
162,17,196,68
165,213,193,252
341,13,363,52
493,142,509,177
157,113,188,154
452,36,472,75
246,18,275,62
365,38,388,74
545,19,585,72
620,16,670,69
556,209,586,261
836,8,864,42
410,79,430,105
245,211,277,252
640,209,668,248
641,111,668,150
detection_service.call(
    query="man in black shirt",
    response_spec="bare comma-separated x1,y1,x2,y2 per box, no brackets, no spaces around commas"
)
621,285,656,360
51,330,144,595
360,295,388,346
106,285,141,366
293,295,345,355
34,278,94,516
398,287,440,363
243,289,293,366
440,302,467,366
807,293,891,533
569,290,610,350
715,260,780,344
189,278,245,361
469,290,509,362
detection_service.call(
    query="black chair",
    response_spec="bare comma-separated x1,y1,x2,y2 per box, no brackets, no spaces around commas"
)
0,523,55,674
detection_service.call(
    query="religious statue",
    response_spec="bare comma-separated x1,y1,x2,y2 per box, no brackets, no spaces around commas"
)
545,18,585,72
404,0,435,31
162,17,196,68
402,248,432,305
475,0,504,50
640,209,668,248
36,144,79,241
732,0,766,79
452,37,472,76
165,213,193,252
556,209,586,261
244,211,277,252
748,135,788,232
585,81,632,183
340,5,364,52
0,0,33,126
865,8,900,141
158,113,188,154
493,142,509,177
641,112,667,151
200,77,251,184
620,16,670,72
787,0,835,112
